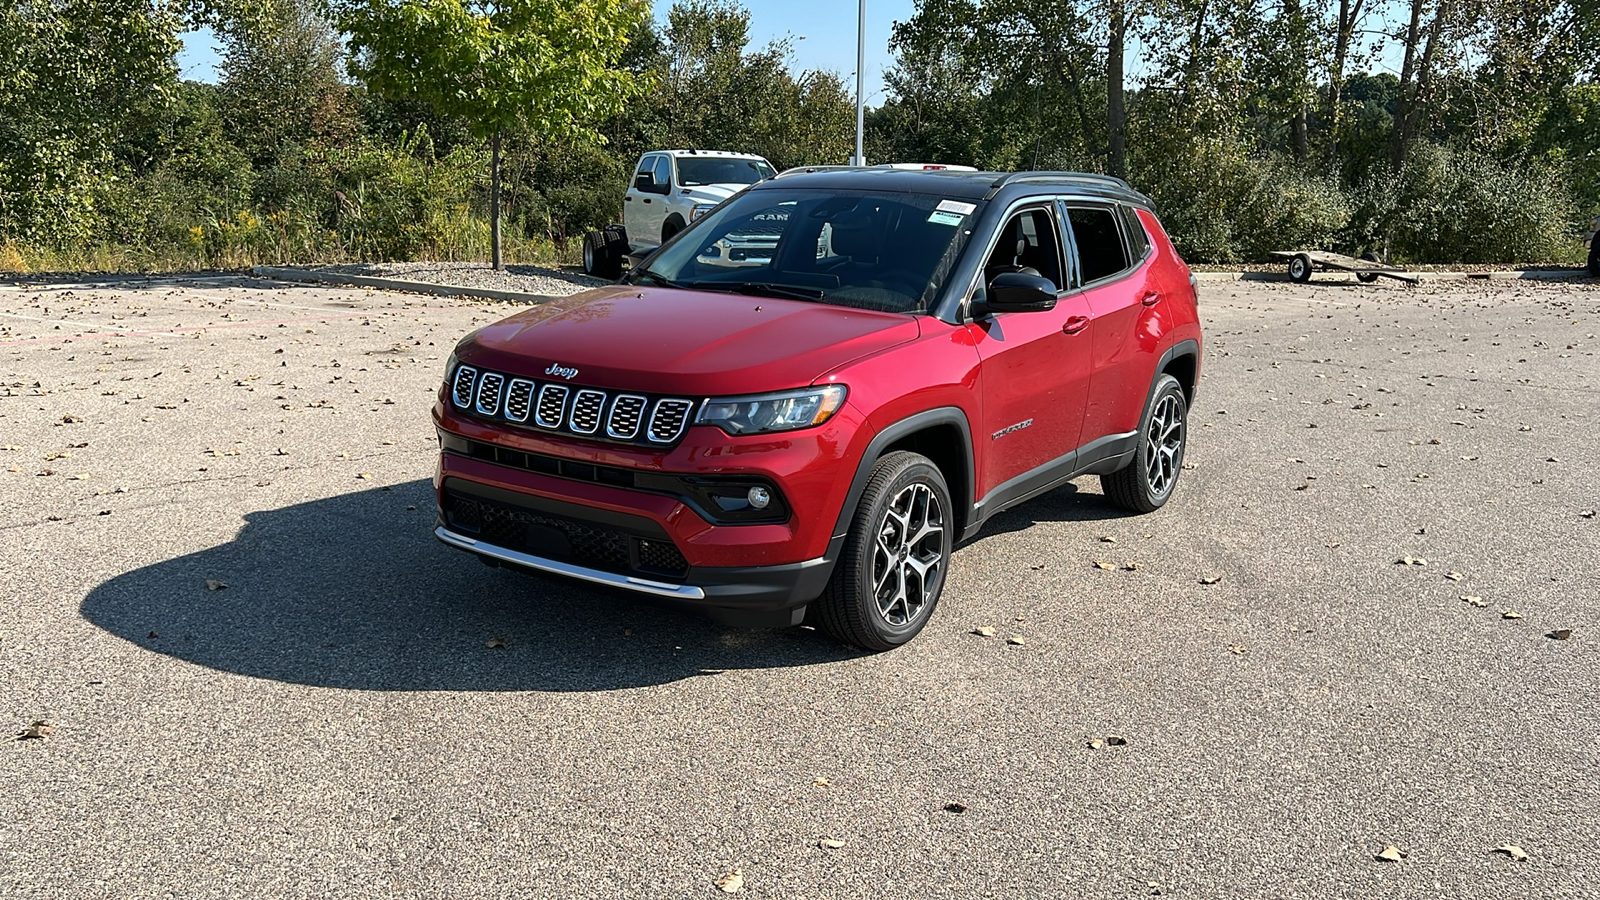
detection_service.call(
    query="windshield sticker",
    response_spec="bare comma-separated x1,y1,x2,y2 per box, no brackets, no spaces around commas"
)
928,210,965,226
936,199,977,215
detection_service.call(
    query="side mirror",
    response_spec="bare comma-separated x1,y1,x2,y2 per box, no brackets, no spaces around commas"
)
978,271,1058,315
633,173,654,193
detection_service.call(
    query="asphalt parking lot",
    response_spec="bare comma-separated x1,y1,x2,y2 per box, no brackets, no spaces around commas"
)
2,272,1596,898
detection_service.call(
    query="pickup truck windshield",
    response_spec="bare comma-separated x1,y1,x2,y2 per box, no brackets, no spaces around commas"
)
634,188,978,314
677,157,775,186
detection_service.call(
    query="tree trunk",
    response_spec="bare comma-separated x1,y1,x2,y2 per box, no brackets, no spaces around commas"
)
1326,0,1364,167
1107,0,1127,178
490,130,503,271
1292,102,1308,161
1390,0,1425,172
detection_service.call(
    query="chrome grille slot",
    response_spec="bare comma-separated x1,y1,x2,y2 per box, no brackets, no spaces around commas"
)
474,372,505,416
504,379,534,422
451,366,477,408
648,399,695,443
569,389,606,434
536,384,570,428
607,395,646,439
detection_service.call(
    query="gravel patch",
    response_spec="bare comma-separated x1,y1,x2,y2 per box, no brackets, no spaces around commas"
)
318,260,605,297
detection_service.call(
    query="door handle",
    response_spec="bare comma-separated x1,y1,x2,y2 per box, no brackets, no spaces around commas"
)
1140,290,1161,306
625,196,633,201
643,198,652,204
1063,315,1090,335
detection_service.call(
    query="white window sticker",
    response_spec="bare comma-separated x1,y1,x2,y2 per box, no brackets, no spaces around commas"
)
928,210,964,226
936,199,977,216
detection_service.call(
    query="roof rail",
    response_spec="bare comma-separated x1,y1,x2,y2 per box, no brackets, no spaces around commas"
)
985,171,1133,199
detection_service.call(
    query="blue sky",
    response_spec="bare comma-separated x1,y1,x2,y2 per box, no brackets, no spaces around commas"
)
177,0,919,106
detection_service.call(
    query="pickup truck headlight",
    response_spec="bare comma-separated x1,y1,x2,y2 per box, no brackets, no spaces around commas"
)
691,203,717,221
696,384,847,435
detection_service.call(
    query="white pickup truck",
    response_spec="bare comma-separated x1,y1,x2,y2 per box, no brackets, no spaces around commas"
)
582,149,776,278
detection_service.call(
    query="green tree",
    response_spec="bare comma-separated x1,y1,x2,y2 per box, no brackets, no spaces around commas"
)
334,0,648,268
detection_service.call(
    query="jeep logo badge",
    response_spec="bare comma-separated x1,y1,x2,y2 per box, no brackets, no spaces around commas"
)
545,363,579,380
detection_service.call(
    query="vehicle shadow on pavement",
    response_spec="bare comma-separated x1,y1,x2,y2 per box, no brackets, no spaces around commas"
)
78,480,858,692
963,482,1137,545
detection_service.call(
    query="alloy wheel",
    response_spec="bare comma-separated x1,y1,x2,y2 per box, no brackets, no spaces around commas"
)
870,482,945,628
1144,393,1184,497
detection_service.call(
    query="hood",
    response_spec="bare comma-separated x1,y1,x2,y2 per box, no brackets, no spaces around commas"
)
457,286,921,397
680,183,750,205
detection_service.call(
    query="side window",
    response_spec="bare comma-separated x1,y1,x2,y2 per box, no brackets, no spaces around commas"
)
634,156,656,184
1066,206,1130,284
1120,205,1151,261
652,156,672,187
981,207,1065,291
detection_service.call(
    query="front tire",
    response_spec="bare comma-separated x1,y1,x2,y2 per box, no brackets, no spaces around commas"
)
1101,374,1188,513
1588,238,1599,277
816,451,953,651
662,215,685,244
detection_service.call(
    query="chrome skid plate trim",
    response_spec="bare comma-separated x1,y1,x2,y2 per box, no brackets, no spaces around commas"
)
435,526,707,600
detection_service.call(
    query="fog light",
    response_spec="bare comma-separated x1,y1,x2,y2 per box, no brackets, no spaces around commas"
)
747,486,771,509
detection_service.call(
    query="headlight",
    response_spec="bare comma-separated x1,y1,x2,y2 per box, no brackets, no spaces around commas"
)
696,384,847,435
691,203,717,221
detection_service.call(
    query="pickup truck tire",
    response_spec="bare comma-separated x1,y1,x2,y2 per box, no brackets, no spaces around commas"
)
582,229,625,279
662,215,686,244
815,451,952,651
1101,374,1187,513
1588,238,1600,277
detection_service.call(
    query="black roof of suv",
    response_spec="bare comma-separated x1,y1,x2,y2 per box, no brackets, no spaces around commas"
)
768,167,1155,210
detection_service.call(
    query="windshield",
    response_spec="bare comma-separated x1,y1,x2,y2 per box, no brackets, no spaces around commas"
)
632,188,980,314
676,157,776,187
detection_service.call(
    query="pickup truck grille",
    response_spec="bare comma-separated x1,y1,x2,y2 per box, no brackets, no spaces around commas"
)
451,364,697,446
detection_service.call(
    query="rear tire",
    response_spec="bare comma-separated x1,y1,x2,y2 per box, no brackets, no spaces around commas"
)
816,451,952,651
582,228,625,279
1288,253,1313,283
1357,252,1380,284
1101,374,1188,513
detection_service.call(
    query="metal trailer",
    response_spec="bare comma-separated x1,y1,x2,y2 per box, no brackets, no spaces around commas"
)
1269,250,1417,284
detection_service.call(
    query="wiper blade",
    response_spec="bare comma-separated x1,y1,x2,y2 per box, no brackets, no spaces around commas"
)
631,269,685,289
687,281,826,302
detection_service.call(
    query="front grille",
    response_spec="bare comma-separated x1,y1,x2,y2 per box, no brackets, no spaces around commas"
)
444,491,688,578
505,379,534,422
475,372,505,416
452,366,477,408
649,399,695,443
450,363,699,448
607,395,646,439
536,384,569,428
570,389,605,434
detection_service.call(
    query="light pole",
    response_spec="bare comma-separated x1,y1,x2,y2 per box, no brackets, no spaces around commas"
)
854,0,865,166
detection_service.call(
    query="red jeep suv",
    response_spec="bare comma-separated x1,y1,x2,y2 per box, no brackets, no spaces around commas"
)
433,169,1201,649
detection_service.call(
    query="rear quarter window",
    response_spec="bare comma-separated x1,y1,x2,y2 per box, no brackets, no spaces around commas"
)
1120,206,1151,261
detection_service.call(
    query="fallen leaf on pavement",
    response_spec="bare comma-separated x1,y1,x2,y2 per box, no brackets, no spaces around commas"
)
1460,595,1487,607
1087,738,1105,750
1006,636,1026,646
715,869,744,893
1444,572,1463,581
1105,735,1127,746
1093,560,1115,570
1375,845,1406,862
1121,562,1141,571
17,720,54,740
1547,629,1572,640
1493,845,1528,861
943,802,967,813
204,579,226,591
1098,535,1117,543
1227,645,1247,655
485,637,507,649
817,839,845,850
812,776,831,787
1199,575,1222,585
971,626,996,637
1501,610,1522,620
1396,557,1428,566
356,472,373,480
